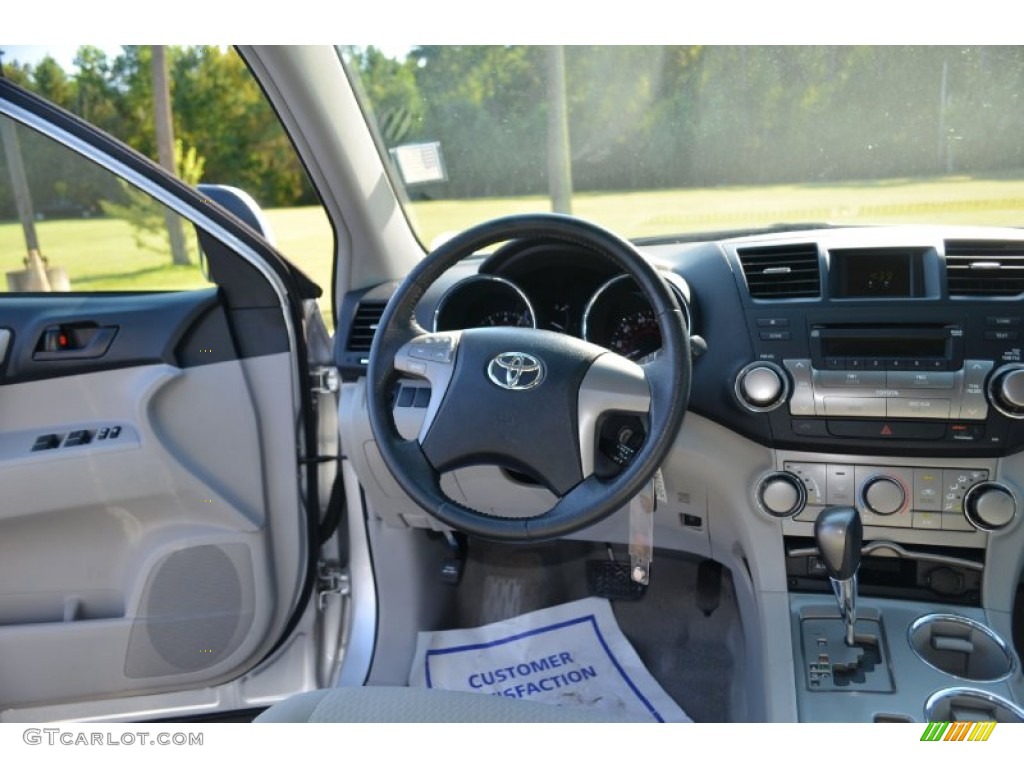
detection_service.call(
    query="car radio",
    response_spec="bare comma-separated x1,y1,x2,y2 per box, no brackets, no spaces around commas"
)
732,313,1024,454
784,324,984,427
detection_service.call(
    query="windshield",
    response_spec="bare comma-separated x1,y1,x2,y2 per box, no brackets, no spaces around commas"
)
343,45,1024,246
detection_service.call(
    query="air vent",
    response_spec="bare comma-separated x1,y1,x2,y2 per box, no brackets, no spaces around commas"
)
346,300,386,352
946,241,1024,297
737,244,821,299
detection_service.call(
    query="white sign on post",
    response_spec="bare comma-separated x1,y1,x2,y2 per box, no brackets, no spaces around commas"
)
409,597,691,722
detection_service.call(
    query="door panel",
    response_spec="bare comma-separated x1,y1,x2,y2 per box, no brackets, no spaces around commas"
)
0,83,313,716
0,300,294,708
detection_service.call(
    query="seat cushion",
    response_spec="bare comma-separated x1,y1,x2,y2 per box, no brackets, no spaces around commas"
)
255,686,641,722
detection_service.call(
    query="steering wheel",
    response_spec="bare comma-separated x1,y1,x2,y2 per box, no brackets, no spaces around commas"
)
367,213,690,541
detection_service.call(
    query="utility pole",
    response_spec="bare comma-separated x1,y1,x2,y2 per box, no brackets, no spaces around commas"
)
938,58,953,174
0,48,51,291
546,46,573,215
151,45,190,266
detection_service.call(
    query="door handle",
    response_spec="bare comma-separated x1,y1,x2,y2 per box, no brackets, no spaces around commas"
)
33,325,118,361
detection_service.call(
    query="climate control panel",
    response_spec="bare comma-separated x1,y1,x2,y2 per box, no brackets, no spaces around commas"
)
764,460,1017,534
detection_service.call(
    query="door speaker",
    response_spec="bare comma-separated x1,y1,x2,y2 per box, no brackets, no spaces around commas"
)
125,543,255,678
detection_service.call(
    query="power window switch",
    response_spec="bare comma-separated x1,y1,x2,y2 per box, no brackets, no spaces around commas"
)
108,426,122,439
32,433,63,451
64,430,93,447
97,427,110,440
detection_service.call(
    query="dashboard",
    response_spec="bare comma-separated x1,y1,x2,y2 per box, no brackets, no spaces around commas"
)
338,224,1024,586
339,224,1024,460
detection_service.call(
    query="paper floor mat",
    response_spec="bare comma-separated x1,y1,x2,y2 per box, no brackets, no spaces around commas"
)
409,596,691,722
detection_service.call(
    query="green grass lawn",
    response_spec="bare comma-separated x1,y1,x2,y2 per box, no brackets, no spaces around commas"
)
4,174,1024,330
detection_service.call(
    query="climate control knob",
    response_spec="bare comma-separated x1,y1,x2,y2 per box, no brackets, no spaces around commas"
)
964,482,1017,531
862,476,905,516
990,365,1024,418
757,471,806,518
735,362,788,412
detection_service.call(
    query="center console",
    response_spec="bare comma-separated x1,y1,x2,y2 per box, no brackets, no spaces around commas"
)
726,240,1024,722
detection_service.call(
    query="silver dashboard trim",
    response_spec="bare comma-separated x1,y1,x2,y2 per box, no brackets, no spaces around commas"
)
924,686,1024,722
909,614,1015,683
581,272,691,349
432,274,536,332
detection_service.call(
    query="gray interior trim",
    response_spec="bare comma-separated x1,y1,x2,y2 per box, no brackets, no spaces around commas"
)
393,332,461,443
577,352,650,477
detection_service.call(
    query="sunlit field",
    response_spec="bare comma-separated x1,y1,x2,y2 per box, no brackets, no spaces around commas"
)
4,174,1024,330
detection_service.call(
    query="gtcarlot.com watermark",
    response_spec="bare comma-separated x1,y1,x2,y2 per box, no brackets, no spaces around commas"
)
23,728,203,747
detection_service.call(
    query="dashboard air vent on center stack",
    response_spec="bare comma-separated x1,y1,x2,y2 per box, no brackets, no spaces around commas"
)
946,240,1024,297
737,243,821,299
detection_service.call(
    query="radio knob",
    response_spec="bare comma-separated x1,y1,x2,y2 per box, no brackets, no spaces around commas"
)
757,471,806,518
862,477,905,516
964,482,1017,531
736,362,788,412
991,365,1024,416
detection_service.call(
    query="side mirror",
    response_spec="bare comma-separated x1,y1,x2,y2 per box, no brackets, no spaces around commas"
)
197,184,275,245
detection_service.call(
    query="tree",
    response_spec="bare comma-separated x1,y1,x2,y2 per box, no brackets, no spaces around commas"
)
31,56,73,109
152,45,189,266
347,46,424,146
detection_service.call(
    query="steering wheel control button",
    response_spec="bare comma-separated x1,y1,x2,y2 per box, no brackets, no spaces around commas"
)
486,351,546,391
964,482,1017,531
408,344,431,361
735,361,788,412
757,472,806,518
407,335,456,363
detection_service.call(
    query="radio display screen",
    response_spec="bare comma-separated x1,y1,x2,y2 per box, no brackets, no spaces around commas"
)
822,336,947,358
832,249,921,298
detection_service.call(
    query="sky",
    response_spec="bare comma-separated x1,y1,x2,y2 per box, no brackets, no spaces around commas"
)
2,1,1018,50
2,46,105,71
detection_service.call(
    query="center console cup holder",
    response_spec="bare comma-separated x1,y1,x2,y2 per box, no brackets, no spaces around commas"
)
909,614,1014,682
925,688,1024,723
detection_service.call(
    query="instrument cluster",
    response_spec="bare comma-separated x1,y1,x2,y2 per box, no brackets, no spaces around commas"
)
432,247,691,362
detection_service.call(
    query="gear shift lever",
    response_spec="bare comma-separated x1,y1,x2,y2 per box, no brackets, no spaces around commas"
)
814,506,862,646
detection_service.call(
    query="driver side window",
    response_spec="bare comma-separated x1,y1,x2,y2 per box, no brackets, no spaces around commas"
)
4,46,333,321
1,114,210,293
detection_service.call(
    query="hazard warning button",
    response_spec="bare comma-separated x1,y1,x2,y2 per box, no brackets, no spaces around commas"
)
826,420,946,440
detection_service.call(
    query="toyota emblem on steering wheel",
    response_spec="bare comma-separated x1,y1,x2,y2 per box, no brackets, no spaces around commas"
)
487,351,546,391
